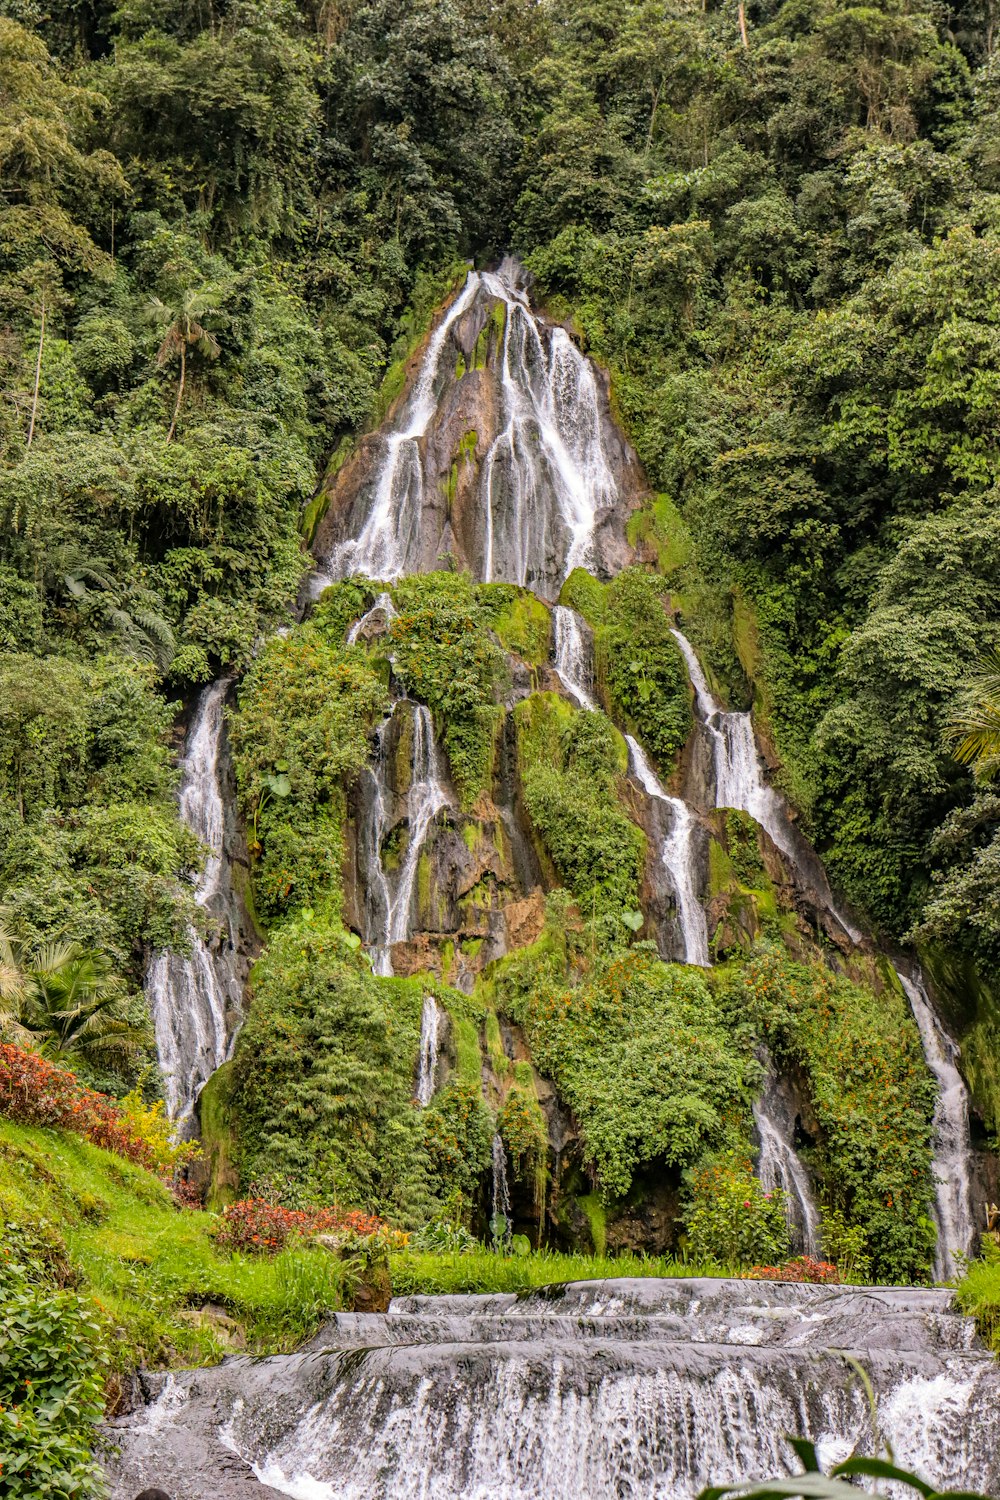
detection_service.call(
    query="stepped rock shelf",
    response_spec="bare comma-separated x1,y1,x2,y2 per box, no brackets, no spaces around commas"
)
107,1277,1000,1498
132,261,989,1494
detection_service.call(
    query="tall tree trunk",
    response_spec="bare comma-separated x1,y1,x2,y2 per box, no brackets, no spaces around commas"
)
167,344,186,443
738,0,749,47
26,295,46,449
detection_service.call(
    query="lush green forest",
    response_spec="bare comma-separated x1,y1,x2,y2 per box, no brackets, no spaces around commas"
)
3,0,1000,1392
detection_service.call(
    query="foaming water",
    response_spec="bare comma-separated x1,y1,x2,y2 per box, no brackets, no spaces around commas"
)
357,702,450,976
319,263,616,595
753,1066,820,1257
110,1279,1000,1499
416,993,441,1106
145,681,244,1129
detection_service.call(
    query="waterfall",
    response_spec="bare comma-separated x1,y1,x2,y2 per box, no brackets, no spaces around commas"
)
753,1067,820,1257
111,1278,1000,1498
318,263,616,596
552,606,709,967
625,737,709,969
552,605,597,711
670,628,795,861
346,590,397,646
491,1133,513,1251
897,972,975,1279
326,277,481,585
671,627,977,1279
478,268,616,592
416,994,441,1107
358,702,450,977
144,681,243,1130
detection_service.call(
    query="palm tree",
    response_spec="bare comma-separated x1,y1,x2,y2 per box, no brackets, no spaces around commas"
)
147,286,222,442
0,928,144,1070
949,649,1000,781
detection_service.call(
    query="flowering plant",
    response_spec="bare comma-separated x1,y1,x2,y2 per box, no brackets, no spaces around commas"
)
214,1198,409,1255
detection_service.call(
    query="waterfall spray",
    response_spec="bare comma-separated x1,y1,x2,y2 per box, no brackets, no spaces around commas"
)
491,1133,513,1251
416,994,441,1107
145,681,243,1130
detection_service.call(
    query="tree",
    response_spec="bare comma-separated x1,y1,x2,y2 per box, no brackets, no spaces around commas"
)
147,287,222,441
0,930,143,1069
949,649,1000,779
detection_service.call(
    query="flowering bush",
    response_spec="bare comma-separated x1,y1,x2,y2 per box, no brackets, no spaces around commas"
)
214,1198,409,1255
745,1256,840,1284
685,1149,792,1268
0,1043,189,1175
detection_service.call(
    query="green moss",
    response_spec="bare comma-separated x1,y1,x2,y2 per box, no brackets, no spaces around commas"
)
485,1009,510,1080
417,847,433,916
477,583,551,667
198,1061,239,1211
709,837,737,898
462,822,481,853
447,1012,484,1088
301,436,354,543
625,493,692,576
559,566,607,626
577,1192,607,1255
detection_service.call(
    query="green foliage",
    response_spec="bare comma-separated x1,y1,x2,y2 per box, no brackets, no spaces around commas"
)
685,1149,791,1269
387,573,508,807
496,946,751,1199
595,567,692,770
729,944,937,1282
424,1081,495,1201
230,629,388,921
515,692,643,937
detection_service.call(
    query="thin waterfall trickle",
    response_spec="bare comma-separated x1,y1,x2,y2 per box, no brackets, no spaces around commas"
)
670,628,795,860
552,606,709,966
753,1066,820,1257
898,972,975,1279
358,702,450,977
671,626,977,1278
346,590,397,646
416,994,441,1107
145,681,243,1130
626,737,710,968
491,1133,513,1251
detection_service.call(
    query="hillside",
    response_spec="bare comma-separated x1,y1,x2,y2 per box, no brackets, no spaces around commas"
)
3,0,1000,1493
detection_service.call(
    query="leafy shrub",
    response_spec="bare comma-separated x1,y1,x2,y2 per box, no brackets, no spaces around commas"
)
685,1150,792,1269
0,1224,109,1499
595,568,692,768
730,943,938,1283
0,1043,187,1174
497,948,751,1199
423,1081,495,1200
745,1256,840,1283
215,1199,407,1255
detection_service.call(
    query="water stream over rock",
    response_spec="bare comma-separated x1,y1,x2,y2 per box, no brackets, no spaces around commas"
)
144,680,247,1131
753,1065,821,1258
105,1277,1000,1499
416,993,441,1107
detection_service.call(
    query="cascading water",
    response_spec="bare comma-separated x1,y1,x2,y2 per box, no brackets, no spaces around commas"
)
491,1132,513,1251
346,590,396,646
106,1277,1000,1499
318,263,617,596
478,265,616,591
144,680,244,1131
551,606,709,966
898,972,975,1279
416,994,441,1107
357,701,450,977
671,626,977,1277
670,628,795,860
753,1067,820,1257
625,737,709,968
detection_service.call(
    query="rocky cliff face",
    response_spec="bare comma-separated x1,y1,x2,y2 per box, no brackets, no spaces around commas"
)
312,264,645,600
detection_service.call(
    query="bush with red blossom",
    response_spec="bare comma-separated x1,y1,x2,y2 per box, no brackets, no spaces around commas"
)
0,1042,170,1169
215,1198,409,1255
745,1256,840,1284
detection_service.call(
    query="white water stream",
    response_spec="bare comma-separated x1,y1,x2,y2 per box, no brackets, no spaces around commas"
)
552,605,709,966
360,701,451,977
416,993,442,1107
145,681,243,1130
